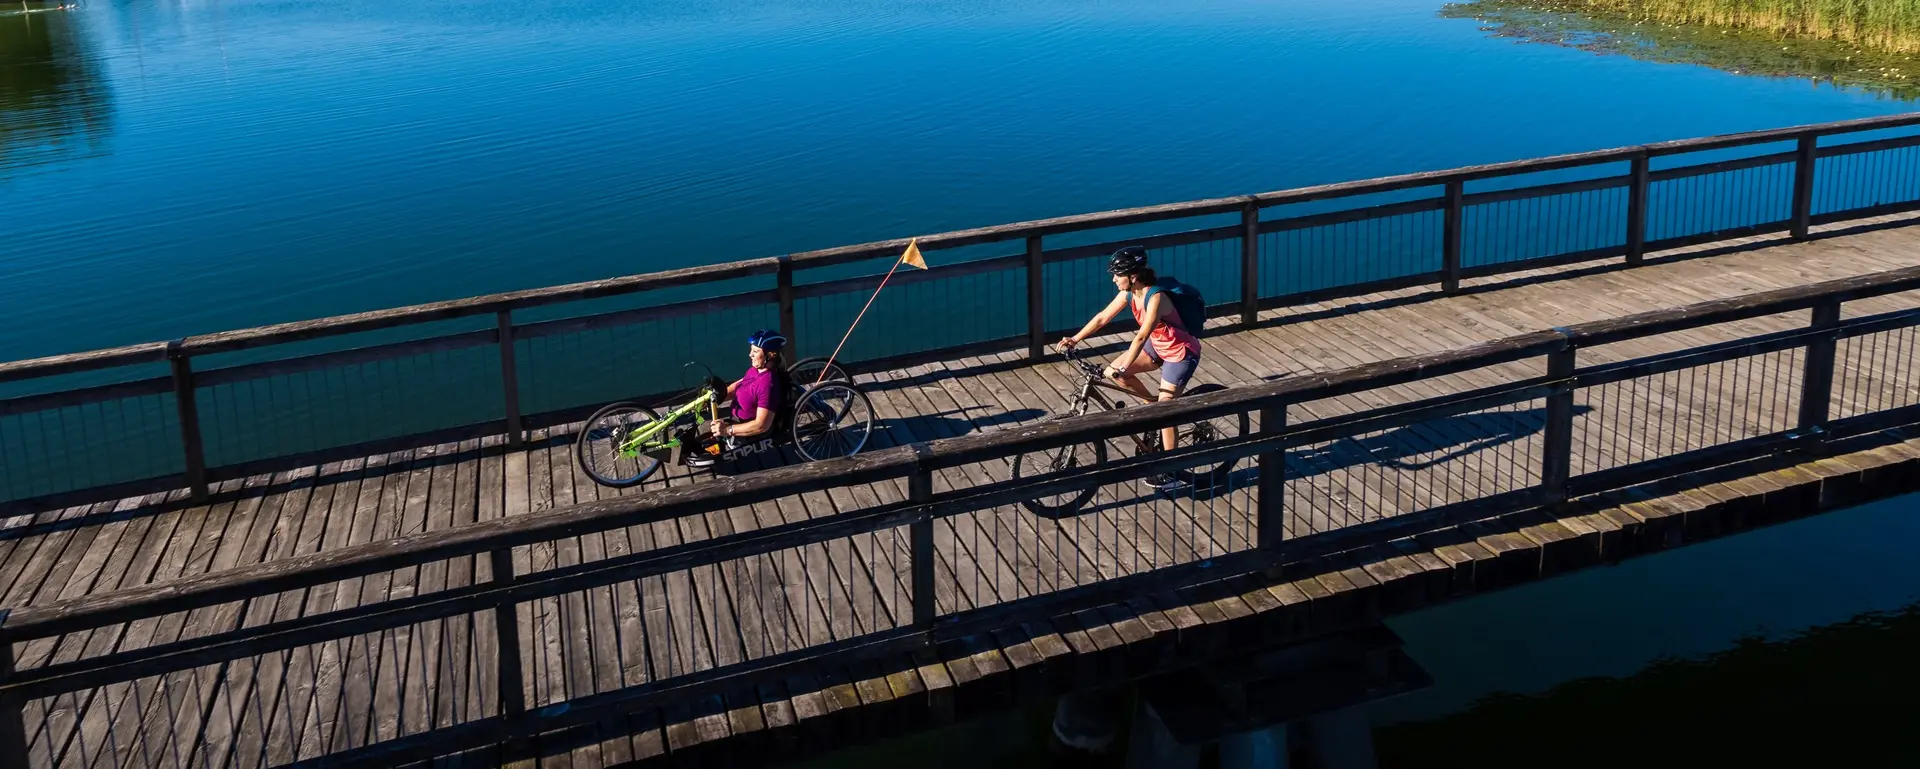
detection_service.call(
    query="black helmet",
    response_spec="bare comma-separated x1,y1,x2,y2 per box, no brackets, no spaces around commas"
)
1107,246,1147,276
747,329,787,353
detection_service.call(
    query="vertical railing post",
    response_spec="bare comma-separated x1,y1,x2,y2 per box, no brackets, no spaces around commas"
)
1026,236,1046,360
909,458,936,629
1792,133,1818,239
490,549,528,717
1626,151,1649,265
1796,300,1841,449
777,255,796,348
1240,200,1260,326
0,642,28,767
488,548,531,763
496,311,524,448
1541,345,1576,501
1442,179,1464,294
1256,405,1286,553
167,340,209,500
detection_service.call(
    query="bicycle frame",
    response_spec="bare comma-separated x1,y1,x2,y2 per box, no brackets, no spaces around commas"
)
617,388,717,456
1063,347,1151,416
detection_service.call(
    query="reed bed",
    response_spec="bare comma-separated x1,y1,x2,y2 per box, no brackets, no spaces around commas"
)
1505,0,1920,52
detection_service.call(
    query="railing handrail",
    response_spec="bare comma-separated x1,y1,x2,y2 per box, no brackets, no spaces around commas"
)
6,261,1918,644
5,110,1918,385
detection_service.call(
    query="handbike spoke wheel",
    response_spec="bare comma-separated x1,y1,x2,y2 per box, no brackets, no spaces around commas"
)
575,402,667,487
791,381,874,462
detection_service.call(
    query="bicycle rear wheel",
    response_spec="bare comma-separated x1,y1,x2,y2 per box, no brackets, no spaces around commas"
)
575,401,669,487
1167,383,1246,489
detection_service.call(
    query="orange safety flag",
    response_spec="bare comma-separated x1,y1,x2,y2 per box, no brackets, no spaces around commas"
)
900,238,927,269
812,237,930,384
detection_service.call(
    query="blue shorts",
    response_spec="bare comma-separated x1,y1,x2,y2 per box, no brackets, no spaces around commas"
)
1145,348,1199,392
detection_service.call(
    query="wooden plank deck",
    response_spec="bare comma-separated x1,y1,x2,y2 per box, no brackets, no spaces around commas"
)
6,213,1920,768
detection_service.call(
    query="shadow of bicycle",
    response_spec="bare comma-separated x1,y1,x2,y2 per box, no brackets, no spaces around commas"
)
1025,405,1586,518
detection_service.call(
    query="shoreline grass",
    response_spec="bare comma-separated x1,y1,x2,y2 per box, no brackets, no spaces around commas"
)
1443,0,1920,98
1500,0,1920,52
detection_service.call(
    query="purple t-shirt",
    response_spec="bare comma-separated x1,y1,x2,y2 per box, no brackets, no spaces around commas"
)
733,366,778,422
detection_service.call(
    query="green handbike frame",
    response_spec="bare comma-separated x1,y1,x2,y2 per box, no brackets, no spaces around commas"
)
610,387,718,461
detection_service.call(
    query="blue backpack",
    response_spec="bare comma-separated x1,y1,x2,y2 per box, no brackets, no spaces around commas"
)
1144,277,1206,339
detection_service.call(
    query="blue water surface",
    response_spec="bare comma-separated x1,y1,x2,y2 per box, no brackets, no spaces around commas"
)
2,0,1912,360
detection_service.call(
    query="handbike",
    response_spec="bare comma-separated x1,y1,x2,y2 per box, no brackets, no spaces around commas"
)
1009,346,1245,516
573,357,873,488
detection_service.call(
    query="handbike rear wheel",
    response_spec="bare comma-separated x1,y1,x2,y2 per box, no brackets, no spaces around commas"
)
788,356,852,389
790,381,875,462
575,401,669,488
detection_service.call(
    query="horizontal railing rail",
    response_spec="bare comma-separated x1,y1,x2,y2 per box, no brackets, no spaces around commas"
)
4,261,1920,766
7,113,1920,513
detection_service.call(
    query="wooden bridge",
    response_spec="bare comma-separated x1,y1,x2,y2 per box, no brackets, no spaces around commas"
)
4,113,1920,768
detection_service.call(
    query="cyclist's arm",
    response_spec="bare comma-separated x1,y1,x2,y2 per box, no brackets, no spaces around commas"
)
1063,292,1129,348
728,407,773,437
1113,293,1163,373
727,378,744,396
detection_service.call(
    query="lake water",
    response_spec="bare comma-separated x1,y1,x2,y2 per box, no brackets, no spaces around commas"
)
3,0,1916,363
799,492,1920,768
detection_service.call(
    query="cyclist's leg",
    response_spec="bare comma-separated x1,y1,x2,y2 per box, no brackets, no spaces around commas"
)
1112,350,1164,404
1155,354,1200,451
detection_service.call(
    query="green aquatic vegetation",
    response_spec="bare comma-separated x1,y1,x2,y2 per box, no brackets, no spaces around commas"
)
1445,0,1920,99
1505,0,1920,51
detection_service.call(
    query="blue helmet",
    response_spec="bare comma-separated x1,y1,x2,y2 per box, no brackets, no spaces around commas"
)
747,329,787,353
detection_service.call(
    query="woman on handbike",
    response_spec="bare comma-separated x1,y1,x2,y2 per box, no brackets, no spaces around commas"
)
685,329,790,468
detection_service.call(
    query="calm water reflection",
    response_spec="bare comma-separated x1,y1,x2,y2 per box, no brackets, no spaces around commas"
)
1,3,110,172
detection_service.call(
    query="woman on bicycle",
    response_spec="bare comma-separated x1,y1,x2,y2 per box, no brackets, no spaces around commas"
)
687,329,789,466
1058,246,1202,467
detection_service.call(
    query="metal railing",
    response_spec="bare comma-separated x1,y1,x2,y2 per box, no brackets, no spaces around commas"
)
1,262,1918,767
8,113,1920,514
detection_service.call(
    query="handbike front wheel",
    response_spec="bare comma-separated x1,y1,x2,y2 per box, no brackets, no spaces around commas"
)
575,401,668,488
790,381,875,462
1010,416,1108,517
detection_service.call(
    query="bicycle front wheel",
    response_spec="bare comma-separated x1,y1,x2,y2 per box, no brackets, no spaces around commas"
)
575,401,669,488
1010,416,1107,517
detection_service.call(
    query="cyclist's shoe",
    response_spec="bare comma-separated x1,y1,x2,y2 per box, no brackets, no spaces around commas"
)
1145,473,1184,490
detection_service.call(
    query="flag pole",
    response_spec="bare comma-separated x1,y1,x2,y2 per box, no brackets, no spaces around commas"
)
814,239,919,385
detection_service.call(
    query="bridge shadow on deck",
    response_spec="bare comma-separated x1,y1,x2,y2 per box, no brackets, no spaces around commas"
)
1057,406,1589,521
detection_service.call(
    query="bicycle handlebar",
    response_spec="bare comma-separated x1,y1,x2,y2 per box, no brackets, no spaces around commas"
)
1060,345,1112,380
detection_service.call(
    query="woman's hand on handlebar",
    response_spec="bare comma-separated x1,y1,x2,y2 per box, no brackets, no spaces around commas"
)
1057,337,1079,353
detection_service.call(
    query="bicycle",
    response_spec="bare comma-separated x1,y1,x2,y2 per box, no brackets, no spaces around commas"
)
574,357,874,487
1009,345,1245,516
